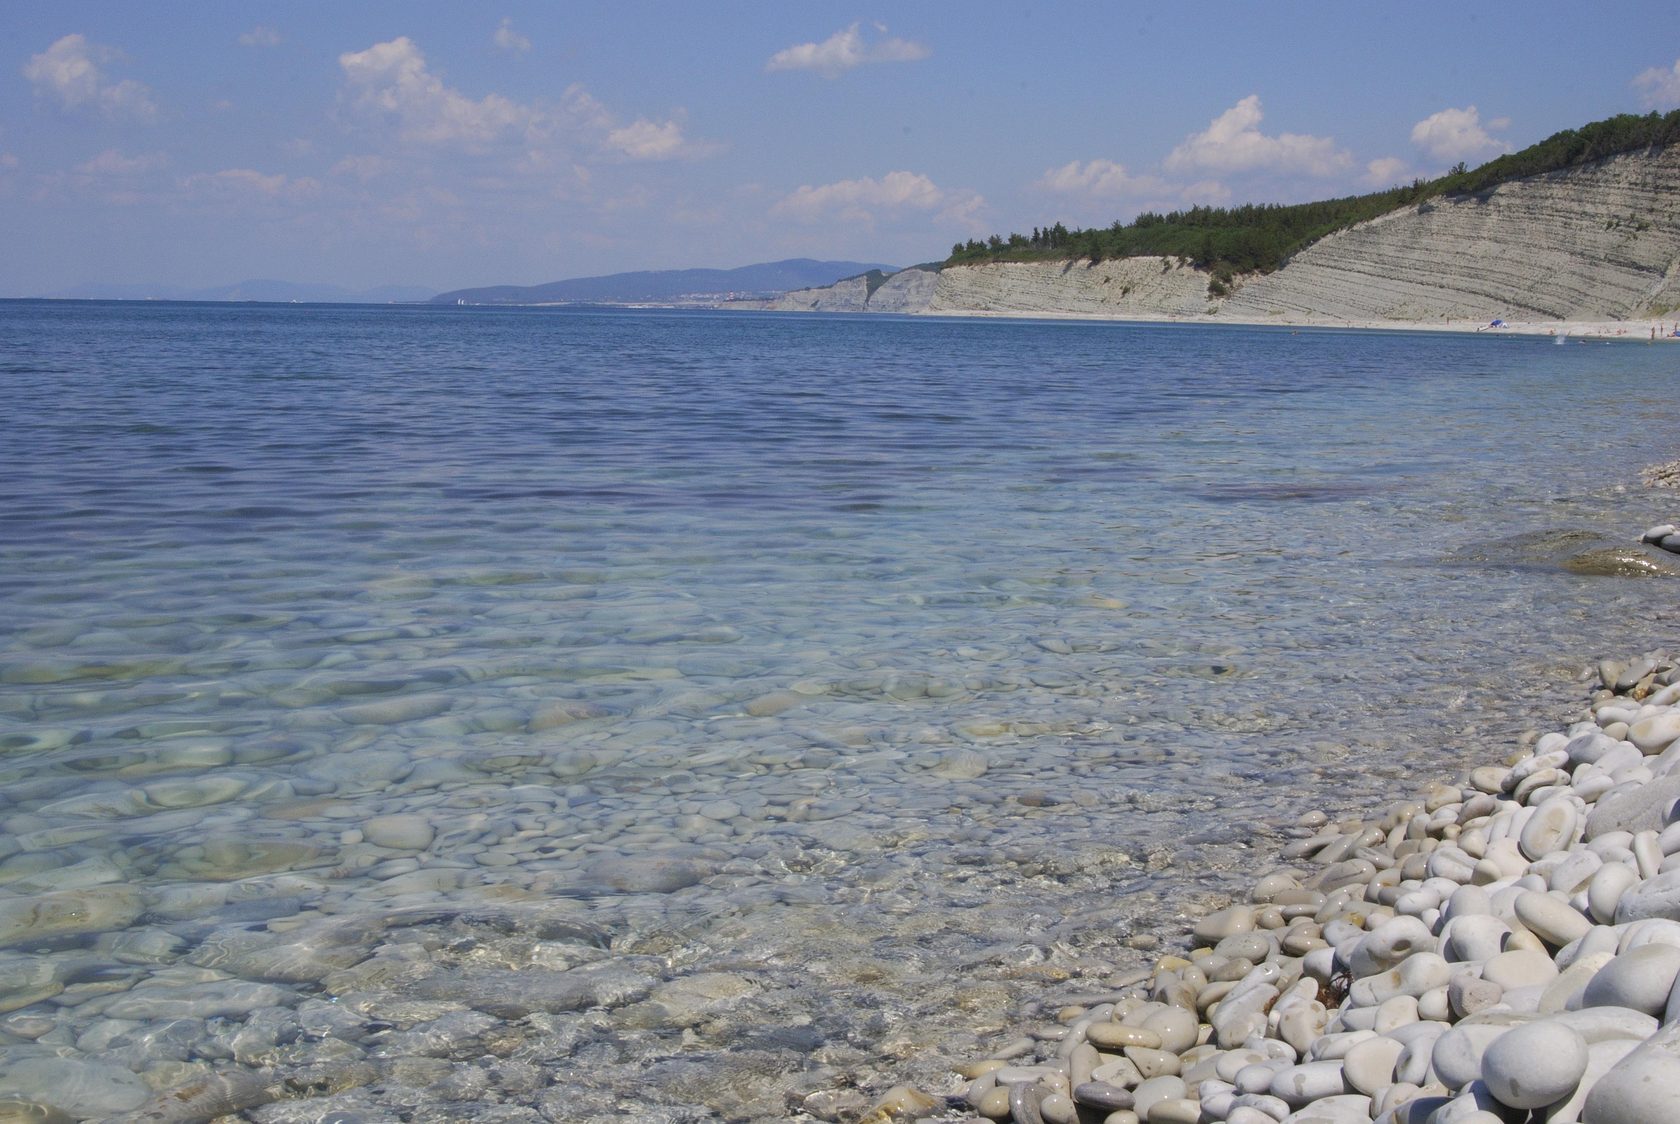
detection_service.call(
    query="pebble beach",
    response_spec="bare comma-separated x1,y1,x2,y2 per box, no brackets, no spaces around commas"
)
868,531,1680,1124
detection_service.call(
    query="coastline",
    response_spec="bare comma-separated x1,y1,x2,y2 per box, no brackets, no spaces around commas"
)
861,510,1680,1121
873,306,1680,342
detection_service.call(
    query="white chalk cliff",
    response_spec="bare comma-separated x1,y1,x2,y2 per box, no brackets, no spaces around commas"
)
775,145,1680,323
1228,145,1680,322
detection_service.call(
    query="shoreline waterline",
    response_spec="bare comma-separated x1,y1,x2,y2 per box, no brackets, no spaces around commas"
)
904,638,1680,1124
4,304,1680,1121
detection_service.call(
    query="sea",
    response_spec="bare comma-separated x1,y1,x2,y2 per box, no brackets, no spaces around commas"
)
1,300,1678,1121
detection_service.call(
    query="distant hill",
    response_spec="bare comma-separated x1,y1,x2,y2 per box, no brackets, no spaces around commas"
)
431,259,898,305
47,280,436,303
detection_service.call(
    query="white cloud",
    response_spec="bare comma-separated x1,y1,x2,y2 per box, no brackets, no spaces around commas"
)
339,37,530,147
1037,159,1169,200
1410,106,1510,163
76,149,168,176
238,26,282,48
605,119,683,159
1635,58,1680,109
1363,156,1413,186
336,38,716,164
186,168,321,201
330,154,391,181
604,116,721,161
494,19,531,53
23,34,158,121
1165,95,1350,177
773,170,981,227
766,23,929,78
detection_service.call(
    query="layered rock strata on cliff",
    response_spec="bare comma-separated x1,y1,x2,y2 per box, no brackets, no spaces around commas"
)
1227,145,1680,322
925,258,1215,318
776,145,1680,323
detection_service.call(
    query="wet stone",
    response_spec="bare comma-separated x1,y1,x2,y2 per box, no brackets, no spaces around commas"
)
0,1056,149,1118
0,887,143,950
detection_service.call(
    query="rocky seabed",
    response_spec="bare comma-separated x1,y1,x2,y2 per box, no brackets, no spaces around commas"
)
875,651,1680,1124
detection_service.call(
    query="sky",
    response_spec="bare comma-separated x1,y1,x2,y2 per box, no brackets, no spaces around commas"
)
4,1,1680,296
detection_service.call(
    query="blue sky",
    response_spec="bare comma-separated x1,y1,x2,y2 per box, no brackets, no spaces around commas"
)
4,2,1680,295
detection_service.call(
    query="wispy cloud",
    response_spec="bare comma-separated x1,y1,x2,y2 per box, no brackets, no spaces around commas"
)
185,167,321,201
1037,159,1169,200
336,37,716,165
23,34,158,121
766,23,928,79
773,170,981,227
494,18,531,54
1410,106,1510,163
1165,95,1350,177
238,26,282,48
605,117,720,161
76,149,169,176
1634,58,1680,109
339,37,531,148
1363,155,1415,187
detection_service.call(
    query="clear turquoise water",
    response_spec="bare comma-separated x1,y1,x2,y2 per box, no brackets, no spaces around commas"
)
1,301,1679,1118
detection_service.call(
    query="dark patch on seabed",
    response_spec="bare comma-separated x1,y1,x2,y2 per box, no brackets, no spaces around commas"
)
1188,479,1377,503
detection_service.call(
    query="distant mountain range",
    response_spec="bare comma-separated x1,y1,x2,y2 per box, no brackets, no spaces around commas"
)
430,258,897,305
46,280,437,304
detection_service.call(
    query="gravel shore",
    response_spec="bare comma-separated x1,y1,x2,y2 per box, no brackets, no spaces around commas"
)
853,646,1680,1124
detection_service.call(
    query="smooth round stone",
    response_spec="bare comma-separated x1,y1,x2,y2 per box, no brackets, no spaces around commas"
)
1034,1092,1075,1124
929,749,989,780
1588,775,1680,841
1214,1050,1271,1082
1519,797,1581,862
1513,890,1591,947
1273,1093,1373,1122
582,852,711,894
1348,916,1434,978
1226,1110,1276,1124
1584,1021,1680,1123
1481,949,1557,990
1124,1047,1180,1079
0,887,143,950
1374,995,1418,1034
0,1058,148,1117
1145,1098,1199,1124
1267,1060,1346,1108
1442,915,1510,963
1234,1061,1288,1095
1130,1076,1186,1120
1194,905,1256,946
1253,873,1304,901
1088,1023,1161,1050
1432,1016,1529,1091
361,813,436,850
336,693,452,724
971,1084,1012,1120
1481,1019,1588,1109
1071,1082,1133,1111
1630,712,1680,754
1142,1006,1199,1055
1553,1006,1660,1044
1615,868,1680,924
1589,863,1641,925
1580,944,1680,1015
1342,1036,1404,1096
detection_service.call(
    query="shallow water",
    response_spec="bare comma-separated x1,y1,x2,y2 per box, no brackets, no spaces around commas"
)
1,302,1679,1120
